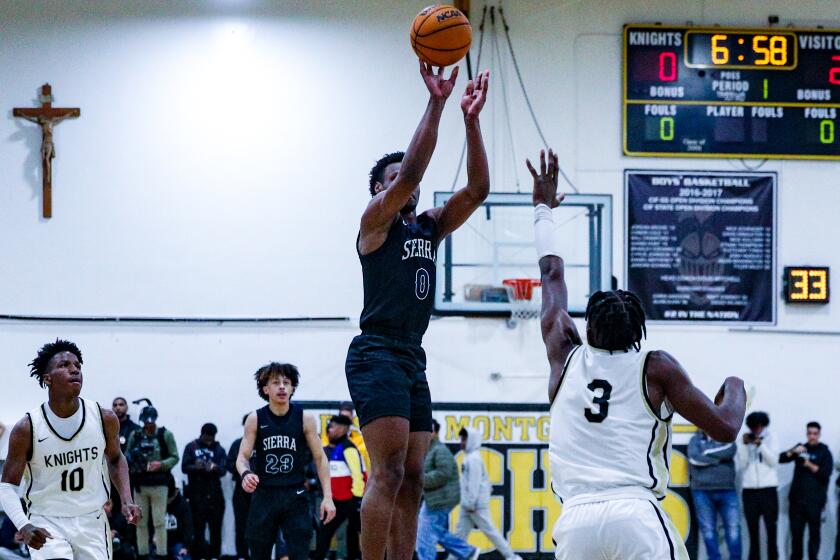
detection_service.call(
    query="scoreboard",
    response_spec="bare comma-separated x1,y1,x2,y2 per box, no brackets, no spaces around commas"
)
624,24,840,159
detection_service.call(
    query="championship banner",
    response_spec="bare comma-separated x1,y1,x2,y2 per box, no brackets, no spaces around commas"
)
625,170,776,324
302,402,701,559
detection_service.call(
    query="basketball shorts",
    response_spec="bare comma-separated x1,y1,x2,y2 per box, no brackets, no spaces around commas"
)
553,498,689,560
27,509,111,560
345,332,433,432
246,485,312,560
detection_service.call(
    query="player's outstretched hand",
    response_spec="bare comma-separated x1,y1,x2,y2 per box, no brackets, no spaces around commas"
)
123,502,142,525
320,496,337,524
461,70,490,121
526,149,561,208
18,524,52,550
420,60,459,100
242,472,260,493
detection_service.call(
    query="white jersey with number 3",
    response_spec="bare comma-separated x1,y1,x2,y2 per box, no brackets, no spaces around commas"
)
25,398,110,517
549,344,672,507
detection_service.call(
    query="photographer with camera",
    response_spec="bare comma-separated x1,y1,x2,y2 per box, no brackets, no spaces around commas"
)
738,412,779,560
182,423,227,560
126,400,179,560
780,421,833,560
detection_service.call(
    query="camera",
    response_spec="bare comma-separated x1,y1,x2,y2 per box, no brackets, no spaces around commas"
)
127,439,156,474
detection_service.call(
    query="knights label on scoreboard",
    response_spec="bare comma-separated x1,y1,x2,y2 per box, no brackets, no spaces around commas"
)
625,170,776,324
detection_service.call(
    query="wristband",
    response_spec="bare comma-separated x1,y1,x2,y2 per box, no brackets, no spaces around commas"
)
242,470,254,478
534,203,560,259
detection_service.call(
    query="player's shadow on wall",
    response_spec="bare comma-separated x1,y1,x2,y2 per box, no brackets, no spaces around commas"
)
8,98,46,221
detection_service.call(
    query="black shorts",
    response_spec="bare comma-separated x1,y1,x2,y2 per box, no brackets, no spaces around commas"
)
245,484,312,553
345,332,433,432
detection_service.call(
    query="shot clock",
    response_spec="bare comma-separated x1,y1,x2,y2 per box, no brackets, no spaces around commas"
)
784,267,830,303
624,24,840,159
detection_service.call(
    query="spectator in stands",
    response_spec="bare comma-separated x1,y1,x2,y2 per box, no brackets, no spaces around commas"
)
313,415,364,560
738,411,778,560
688,430,741,560
166,480,193,560
781,421,833,560
416,420,476,560
454,428,521,560
125,401,178,560
338,402,370,473
227,414,251,560
182,423,226,560
112,397,140,451
104,499,136,560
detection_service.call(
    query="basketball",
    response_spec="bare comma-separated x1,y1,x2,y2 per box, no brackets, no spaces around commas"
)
410,5,472,67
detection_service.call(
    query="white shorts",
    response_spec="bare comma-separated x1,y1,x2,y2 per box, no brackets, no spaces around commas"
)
553,498,688,560
27,510,111,560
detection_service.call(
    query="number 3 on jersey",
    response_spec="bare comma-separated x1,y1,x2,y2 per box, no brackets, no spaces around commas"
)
584,379,613,423
415,268,430,300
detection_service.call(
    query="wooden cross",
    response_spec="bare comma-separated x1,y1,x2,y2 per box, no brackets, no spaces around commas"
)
13,84,80,218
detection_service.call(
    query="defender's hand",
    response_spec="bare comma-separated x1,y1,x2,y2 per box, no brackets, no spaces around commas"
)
148,460,162,472
19,524,52,550
526,149,561,208
420,60,459,100
242,472,260,493
320,496,337,524
122,503,142,525
461,70,490,121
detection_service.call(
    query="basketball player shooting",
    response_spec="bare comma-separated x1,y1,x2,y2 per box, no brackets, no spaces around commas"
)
0,340,140,559
345,61,490,560
527,150,747,560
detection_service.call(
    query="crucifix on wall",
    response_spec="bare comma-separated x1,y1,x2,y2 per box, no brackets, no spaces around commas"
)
13,84,81,218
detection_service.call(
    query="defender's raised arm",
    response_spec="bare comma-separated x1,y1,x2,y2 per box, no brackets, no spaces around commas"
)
528,149,582,402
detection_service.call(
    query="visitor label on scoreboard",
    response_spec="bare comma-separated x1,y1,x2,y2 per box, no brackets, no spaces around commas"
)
625,171,776,323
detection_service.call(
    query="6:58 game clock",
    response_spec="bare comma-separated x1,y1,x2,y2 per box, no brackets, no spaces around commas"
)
623,24,840,159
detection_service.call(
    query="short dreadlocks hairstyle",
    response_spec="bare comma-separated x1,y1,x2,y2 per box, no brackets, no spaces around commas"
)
254,362,300,402
584,290,647,353
29,339,83,388
368,151,405,196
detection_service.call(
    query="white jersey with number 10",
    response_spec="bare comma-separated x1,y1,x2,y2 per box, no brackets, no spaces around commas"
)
549,344,672,507
24,398,110,517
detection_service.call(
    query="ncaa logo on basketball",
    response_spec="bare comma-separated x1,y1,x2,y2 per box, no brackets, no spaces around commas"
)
436,9,462,22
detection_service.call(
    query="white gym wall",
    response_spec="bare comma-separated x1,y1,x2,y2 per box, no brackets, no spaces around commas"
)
2,1,840,557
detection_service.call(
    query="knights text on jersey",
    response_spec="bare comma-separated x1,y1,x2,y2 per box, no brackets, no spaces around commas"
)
358,213,438,338
549,345,672,507
25,398,110,517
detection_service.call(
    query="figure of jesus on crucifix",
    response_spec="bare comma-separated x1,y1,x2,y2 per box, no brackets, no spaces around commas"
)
13,84,80,218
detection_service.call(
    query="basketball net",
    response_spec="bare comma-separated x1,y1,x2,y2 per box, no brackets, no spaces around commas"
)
503,278,541,327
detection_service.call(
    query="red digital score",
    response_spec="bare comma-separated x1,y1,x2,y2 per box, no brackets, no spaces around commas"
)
830,55,840,85
659,52,678,81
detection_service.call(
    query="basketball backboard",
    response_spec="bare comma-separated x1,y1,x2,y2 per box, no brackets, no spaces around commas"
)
434,192,613,317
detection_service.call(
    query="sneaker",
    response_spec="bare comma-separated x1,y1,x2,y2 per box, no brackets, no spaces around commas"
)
469,547,481,560
509,556,524,560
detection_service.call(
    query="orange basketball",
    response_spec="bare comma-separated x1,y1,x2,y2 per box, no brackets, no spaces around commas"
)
410,5,472,67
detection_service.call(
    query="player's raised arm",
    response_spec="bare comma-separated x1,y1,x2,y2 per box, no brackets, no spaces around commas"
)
0,416,52,550
427,70,490,237
360,62,459,234
648,350,746,442
303,412,336,523
100,408,141,524
237,412,260,493
528,149,582,402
